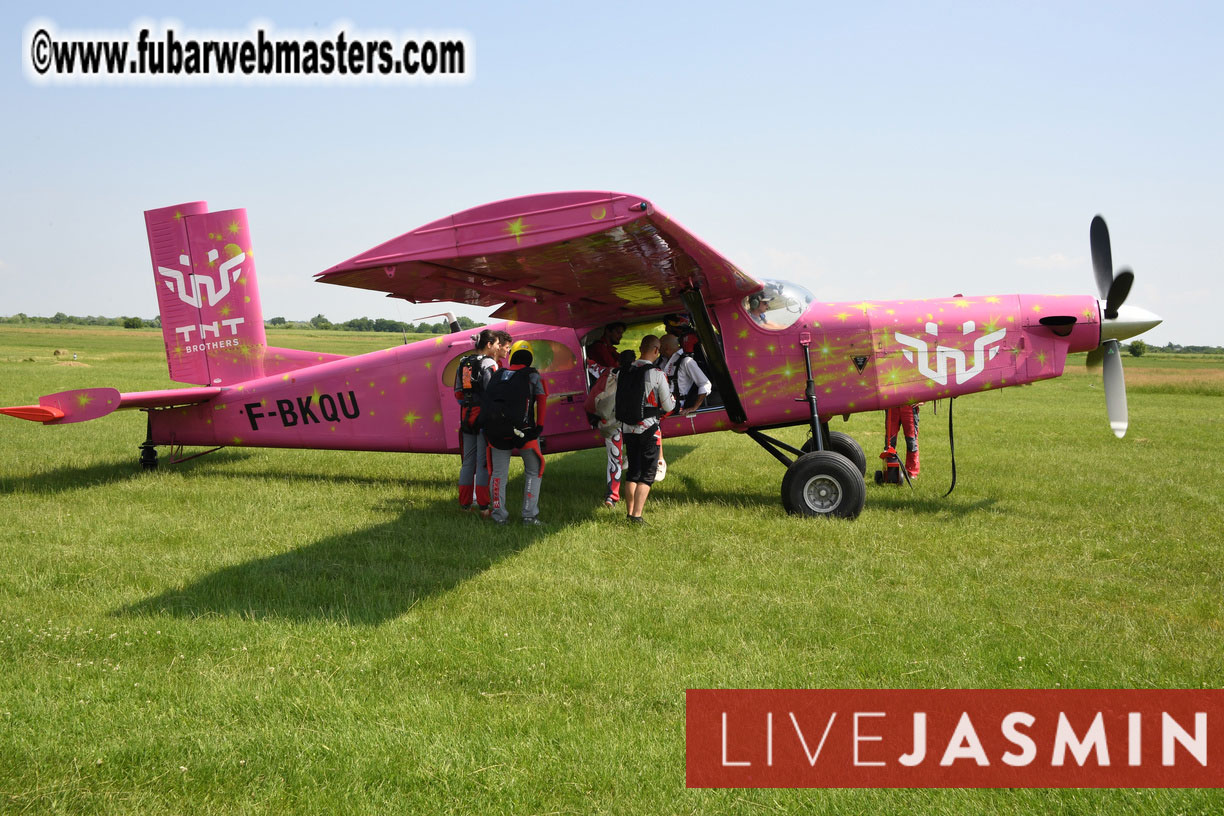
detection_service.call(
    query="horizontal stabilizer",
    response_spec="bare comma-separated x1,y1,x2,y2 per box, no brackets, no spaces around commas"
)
31,388,119,424
1,387,221,424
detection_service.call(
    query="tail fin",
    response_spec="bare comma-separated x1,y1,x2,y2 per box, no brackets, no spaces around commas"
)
144,202,268,385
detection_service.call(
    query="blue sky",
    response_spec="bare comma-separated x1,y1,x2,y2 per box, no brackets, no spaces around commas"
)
2,1,1220,344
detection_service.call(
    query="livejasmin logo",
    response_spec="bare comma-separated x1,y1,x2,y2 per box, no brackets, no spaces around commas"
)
686,690,1224,788
719,710,1204,768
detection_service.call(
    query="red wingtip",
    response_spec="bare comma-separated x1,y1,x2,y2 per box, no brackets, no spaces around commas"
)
0,405,66,423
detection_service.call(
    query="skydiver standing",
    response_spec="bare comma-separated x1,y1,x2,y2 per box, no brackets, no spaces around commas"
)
482,343,549,525
584,348,636,508
882,403,921,479
455,329,502,511
616,335,675,524
660,333,711,416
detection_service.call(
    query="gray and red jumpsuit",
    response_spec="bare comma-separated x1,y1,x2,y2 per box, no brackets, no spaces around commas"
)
456,355,497,508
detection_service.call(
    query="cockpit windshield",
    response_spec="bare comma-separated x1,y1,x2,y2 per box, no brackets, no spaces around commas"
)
742,279,814,330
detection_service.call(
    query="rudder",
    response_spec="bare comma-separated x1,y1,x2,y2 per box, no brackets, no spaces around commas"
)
144,202,268,385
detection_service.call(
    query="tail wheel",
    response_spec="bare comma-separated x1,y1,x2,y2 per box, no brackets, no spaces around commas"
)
139,441,158,471
802,431,867,476
781,451,866,519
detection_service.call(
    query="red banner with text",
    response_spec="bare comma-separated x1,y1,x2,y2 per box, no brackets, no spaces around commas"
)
686,689,1224,788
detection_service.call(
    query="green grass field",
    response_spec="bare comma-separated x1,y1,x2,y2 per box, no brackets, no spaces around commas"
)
1,326,1221,814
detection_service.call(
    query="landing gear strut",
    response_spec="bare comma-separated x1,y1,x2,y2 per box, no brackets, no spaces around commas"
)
746,332,867,519
139,411,158,470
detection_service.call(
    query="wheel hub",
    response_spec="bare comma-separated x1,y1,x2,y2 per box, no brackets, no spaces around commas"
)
803,474,842,513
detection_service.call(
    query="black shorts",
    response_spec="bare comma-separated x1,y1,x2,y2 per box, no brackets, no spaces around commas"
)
623,426,662,485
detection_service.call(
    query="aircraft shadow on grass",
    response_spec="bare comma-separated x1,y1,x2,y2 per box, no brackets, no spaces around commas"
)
117,445,696,626
0,450,256,496
116,441,990,625
119,499,535,626
0,460,145,496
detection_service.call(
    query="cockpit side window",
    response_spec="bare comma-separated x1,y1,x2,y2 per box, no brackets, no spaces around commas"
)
743,279,814,330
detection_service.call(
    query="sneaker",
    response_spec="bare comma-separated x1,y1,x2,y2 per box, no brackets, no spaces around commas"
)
627,515,646,525
522,517,545,526
479,508,494,520
477,504,490,512
654,458,667,482
459,503,473,512
603,497,617,508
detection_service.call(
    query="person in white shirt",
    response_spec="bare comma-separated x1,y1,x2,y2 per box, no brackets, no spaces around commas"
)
659,333,712,416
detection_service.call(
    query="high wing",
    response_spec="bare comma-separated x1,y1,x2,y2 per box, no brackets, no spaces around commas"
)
314,191,763,328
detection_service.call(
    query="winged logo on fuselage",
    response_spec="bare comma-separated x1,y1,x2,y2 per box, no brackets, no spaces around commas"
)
895,321,1007,386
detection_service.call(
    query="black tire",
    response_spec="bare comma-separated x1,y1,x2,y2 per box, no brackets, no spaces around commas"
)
801,431,867,476
781,451,866,519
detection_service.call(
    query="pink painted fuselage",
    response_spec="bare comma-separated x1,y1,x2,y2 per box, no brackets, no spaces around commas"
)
147,291,1101,456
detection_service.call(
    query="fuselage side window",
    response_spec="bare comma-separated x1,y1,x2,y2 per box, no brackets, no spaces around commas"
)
743,279,814,330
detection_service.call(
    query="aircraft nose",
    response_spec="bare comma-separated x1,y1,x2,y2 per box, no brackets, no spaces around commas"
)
1099,303,1163,343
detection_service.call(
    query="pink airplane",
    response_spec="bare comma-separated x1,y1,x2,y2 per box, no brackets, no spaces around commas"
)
1,192,1160,518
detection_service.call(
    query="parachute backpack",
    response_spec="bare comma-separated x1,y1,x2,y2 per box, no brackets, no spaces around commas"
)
614,363,660,425
593,370,621,438
455,353,487,433
481,363,541,450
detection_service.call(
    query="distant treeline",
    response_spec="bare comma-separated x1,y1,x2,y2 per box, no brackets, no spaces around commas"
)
3,314,1218,351
1140,341,1223,355
2,312,160,329
272,314,486,334
1,313,485,335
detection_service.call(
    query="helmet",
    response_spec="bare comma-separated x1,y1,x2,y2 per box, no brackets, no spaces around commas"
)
509,339,534,366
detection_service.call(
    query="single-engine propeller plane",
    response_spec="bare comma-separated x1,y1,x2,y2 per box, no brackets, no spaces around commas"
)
1,192,1161,518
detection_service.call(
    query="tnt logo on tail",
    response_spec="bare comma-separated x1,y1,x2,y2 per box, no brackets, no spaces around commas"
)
896,321,1007,386
158,246,246,308
144,203,267,386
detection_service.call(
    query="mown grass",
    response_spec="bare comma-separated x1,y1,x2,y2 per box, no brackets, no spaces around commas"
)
1,327,1222,814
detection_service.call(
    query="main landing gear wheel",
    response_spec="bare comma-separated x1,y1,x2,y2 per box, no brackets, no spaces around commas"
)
781,451,866,519
802,431,867,476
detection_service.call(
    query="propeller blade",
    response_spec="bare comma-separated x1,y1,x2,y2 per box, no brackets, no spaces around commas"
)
1086,346,1104,370
1102,339,1128,438
1104,268,1134,320
1090,215,1113,300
